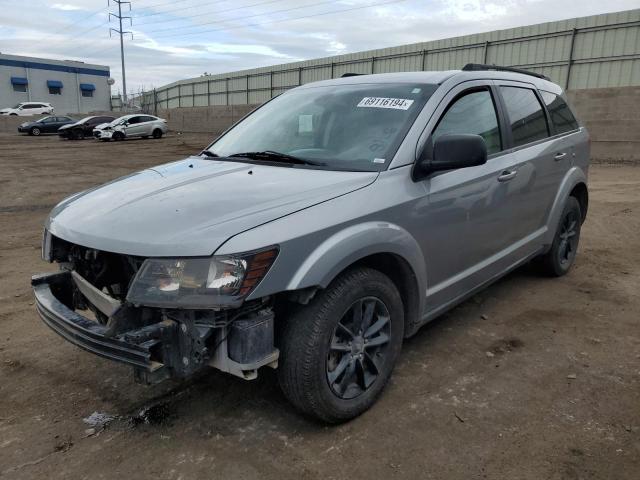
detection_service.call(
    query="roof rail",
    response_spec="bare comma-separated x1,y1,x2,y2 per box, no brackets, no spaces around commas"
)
462,63,550,81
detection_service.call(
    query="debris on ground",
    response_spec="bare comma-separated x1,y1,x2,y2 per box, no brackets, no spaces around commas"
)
567,374,577,380
82,411,116,429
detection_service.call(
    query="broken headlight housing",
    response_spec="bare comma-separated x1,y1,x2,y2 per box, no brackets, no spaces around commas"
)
126,247,278,308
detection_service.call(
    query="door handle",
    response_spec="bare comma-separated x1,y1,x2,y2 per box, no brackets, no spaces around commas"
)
554,152,567,161
497,170,517,182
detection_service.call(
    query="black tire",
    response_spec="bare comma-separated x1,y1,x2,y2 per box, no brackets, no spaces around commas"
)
9,113,17,116
75,129,85,140
113,131,124,141
152,129,163,139
278,267,404,423
538,196,582,276
30,127,41,136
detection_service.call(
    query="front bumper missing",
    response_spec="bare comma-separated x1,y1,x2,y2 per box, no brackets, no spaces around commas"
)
31,271,279,383
32,272,170,380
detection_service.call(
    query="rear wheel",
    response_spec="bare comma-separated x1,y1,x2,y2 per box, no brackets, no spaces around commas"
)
278,267,404,423
30,127,41,136
538,196,582,276
152,129,163,139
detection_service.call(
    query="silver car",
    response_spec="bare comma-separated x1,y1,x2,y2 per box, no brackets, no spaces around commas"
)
93,114,168,140
33,64,589,422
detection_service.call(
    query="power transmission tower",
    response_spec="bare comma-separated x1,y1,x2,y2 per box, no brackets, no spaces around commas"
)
109,0,132,106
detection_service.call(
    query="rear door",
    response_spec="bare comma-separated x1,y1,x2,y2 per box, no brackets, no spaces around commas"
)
494,81,557,237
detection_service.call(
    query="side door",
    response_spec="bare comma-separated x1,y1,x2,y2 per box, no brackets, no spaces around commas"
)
494,82,557,238
40,117,56,132
123,116,144,137
413,81,540,314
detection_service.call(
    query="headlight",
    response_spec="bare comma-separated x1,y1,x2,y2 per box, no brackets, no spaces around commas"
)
126,247,278,308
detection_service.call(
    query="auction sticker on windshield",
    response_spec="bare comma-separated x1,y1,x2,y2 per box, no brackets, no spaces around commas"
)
357,97,414,110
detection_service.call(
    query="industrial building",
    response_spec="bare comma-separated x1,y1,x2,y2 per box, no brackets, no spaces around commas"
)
0,53,112,114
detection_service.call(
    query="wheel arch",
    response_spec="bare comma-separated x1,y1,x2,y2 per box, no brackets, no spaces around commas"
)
283,222,427,337
569,182,588,223
544,167,588,246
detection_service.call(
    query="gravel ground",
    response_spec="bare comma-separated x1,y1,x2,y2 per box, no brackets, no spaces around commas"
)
0,132,638,480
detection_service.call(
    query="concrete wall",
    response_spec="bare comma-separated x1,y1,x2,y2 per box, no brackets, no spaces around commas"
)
0,54,111,114
568,86,640,163
155,104,258,136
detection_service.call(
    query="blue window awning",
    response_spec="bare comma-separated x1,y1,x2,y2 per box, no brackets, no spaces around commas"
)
47,80,63,88
79,83,96,91
11,77,28,85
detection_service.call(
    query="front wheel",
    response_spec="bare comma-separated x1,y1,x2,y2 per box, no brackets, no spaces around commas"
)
30,127,41,136
538,196,582,276
112,132,124,141
278,267,404,423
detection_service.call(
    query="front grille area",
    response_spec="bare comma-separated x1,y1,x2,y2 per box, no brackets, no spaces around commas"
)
50,235,145,304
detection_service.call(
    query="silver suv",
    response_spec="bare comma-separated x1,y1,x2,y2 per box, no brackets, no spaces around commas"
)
33,64,589,423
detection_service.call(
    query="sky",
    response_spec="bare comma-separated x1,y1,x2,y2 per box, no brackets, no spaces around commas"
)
0,0,637,95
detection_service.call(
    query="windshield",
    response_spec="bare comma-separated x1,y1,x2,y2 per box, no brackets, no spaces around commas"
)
207,83,438,171
77,116,94,124
14,104,24,109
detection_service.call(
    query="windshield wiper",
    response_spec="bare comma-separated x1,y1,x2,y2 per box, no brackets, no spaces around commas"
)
199,150,219,158
228,151,325,166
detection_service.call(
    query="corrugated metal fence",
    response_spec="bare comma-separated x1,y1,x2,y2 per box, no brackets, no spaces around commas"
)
140,8,640,112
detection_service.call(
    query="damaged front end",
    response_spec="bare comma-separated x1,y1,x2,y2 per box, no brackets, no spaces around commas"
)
33,232,279,384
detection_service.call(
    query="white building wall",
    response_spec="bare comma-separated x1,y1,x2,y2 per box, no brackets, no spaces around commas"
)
0,54,111,113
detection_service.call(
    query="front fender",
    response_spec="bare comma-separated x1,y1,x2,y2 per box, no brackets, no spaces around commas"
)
286,221,426,298
543,166,587,246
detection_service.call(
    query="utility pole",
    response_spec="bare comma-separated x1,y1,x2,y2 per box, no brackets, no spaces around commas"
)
109,0,132,107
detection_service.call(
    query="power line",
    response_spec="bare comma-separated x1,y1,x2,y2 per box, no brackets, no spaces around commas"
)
133,0,287,27
132,0,230,18
144,0,344,35
152,0,405,39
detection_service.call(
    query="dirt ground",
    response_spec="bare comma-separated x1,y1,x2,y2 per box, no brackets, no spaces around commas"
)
0,132,638,480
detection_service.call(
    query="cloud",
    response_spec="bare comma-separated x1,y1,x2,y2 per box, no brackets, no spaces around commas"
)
51,3,88,11
1,0,638,93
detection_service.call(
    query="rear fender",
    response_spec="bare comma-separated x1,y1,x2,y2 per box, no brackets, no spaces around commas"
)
543,166,587,247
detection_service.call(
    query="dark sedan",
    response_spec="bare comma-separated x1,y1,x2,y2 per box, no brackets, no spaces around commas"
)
58,115,116,140
18,116,76,136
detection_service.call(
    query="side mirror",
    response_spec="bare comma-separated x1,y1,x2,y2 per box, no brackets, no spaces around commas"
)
414,134,487,179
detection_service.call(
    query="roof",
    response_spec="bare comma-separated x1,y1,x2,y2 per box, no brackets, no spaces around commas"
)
295,69,563,94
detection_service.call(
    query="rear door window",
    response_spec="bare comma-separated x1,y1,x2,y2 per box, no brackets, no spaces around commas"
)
500,86,549,147
433,89,502,155
541,91,579,134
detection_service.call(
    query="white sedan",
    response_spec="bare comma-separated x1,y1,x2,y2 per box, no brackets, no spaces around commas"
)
93,114,168,141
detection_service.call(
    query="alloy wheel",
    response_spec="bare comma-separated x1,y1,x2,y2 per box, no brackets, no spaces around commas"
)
326,297,391,400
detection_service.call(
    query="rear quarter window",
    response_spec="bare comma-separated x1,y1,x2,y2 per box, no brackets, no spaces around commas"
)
541,91,579,134
500,86,549,147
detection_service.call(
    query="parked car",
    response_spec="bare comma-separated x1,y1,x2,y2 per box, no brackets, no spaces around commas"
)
33,65,589,423
93,114,168,140
58,115,116,140
18,116,76,136
1,102,54,116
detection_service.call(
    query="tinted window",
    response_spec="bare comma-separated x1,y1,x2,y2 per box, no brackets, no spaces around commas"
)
58,117,72,122
49,86,62,95
13,84,27,93
433,89,501,155
23,104,37,109
541,91,579,134
127,117,141,124
500,86,549,147
81,90,93,97
143,116,157,122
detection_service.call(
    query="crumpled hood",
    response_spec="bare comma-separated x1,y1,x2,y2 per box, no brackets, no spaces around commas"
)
47,157,378,256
